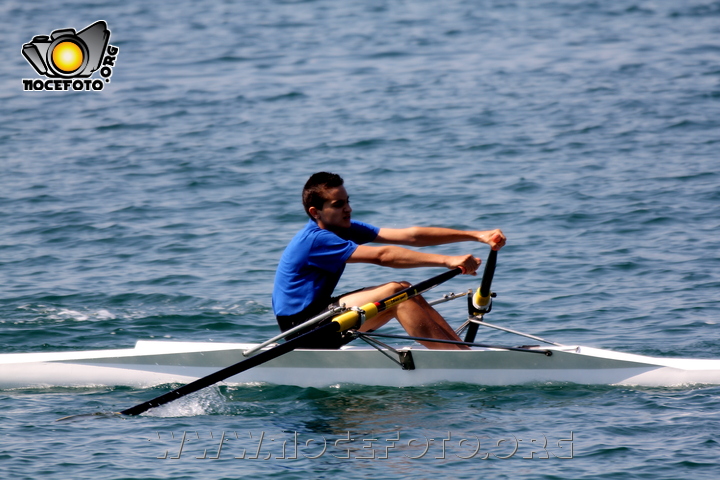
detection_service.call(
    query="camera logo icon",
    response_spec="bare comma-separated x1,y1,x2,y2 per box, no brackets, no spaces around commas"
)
22,20,110,78
22,21,119,91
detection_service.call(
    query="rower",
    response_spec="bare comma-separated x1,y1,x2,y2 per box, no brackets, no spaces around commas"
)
271,172,506,350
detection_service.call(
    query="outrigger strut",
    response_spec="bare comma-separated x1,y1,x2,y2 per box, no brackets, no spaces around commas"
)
427,289,471,307
355,331,553,356
459,318,564,347
353,327,553,372
353,331,416,370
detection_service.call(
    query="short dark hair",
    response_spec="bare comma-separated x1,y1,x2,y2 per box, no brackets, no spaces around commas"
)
302,172,344,220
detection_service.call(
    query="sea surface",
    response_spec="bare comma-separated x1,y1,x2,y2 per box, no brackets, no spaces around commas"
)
1,0,719,478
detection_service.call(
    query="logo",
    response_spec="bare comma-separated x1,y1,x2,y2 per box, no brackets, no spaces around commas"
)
21,20,119,91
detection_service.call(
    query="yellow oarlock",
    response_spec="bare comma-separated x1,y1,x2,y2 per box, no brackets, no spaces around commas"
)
332,302,379,332
472,287,491,308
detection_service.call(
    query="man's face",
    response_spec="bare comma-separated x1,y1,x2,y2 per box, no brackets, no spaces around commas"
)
312,186,352,231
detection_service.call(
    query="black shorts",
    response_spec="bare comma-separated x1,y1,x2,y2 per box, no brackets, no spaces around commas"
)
275,288,365,349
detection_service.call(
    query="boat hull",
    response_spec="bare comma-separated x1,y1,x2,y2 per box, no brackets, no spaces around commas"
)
2,340,720,389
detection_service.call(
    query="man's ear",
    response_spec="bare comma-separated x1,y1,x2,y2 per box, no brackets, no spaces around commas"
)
308,206,319,220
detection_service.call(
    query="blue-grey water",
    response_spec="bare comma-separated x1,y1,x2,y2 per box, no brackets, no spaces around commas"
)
2,0,719,478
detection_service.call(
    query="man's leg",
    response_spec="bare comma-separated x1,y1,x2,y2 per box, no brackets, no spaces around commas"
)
338,282,469,350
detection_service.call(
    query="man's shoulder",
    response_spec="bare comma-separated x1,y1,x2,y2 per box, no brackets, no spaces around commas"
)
349,219,377,229
290,219,378,246
347,220,379,243
289,220,342,247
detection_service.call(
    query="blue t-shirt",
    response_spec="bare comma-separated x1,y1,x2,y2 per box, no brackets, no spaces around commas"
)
272,219,379,317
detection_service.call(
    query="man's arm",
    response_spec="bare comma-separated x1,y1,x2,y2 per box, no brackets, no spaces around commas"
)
348,245,481,275
375,227,506,250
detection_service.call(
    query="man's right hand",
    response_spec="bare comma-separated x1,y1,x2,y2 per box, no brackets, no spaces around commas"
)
448,254,481,275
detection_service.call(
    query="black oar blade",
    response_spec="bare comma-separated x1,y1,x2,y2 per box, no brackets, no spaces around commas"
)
120,322,338,416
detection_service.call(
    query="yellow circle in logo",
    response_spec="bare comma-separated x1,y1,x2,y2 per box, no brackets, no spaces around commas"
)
52,41,84,73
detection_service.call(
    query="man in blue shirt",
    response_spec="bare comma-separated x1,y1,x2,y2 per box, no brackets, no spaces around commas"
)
272,172,506,350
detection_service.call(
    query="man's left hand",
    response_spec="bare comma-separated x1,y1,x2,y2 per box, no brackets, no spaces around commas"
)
479,229,506,251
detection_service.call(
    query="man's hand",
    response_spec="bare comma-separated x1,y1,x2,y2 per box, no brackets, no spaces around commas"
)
478,229,506,251
447,254,481,275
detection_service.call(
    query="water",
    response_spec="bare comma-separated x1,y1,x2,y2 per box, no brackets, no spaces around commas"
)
1,0,719,478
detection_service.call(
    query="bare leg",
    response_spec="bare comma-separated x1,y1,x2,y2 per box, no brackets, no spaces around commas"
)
339,282,469,350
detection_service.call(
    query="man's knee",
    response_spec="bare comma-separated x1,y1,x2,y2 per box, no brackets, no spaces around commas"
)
387,281,411,292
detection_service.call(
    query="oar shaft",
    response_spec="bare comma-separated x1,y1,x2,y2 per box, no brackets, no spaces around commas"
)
332,267,462,331
121,322,339,416
479,249,497,298
466,250,498,343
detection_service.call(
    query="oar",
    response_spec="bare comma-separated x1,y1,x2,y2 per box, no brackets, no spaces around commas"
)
464,248,498,343
119,322,339,416
119,267,463,416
